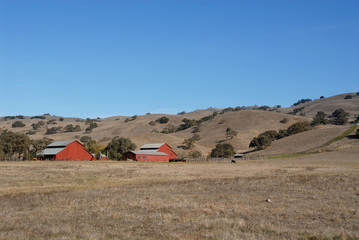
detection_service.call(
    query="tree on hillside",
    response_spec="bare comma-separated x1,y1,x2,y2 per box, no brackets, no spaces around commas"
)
331,109,349,125
155,116,169,124
286,121,311,135
311,111,328,126
182,138,195,150
106,137,136,160
356,129,359,138
12,121,25,128
225,128,238,140
210,143,235,158
249,135,272,150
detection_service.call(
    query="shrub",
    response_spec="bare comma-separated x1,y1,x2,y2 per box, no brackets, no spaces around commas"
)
210,143,235,158
356,129,359,138
293,99,312,106
188,150,202,158
280,118,288,124
331,109,349,125
225,128,238,140
32,121,45,130
31,115,46,119
249,135,272,150
45,127,62,135
148,121,156,126
12,121,25,128
312,111,328,126
80,136,92,143
59,118,64,121
161,125,177,134
156,116,169,124
344,95,352,99
320,96,325,99
26,130,36,135
177,111,186,115
182,139,195,150
287,121,311,135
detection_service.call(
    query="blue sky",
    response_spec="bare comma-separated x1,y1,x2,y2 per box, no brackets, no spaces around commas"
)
1,0,358,118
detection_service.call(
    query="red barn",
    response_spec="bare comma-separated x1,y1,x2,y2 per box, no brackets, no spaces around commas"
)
123,143,177,162
38,140,95,160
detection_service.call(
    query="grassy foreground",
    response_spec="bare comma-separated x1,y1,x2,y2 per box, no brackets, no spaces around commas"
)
0,150,359,240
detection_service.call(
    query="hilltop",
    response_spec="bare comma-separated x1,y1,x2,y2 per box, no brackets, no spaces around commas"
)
1,92,358,157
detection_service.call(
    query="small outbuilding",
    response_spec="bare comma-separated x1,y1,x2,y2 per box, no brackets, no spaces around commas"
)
38,140,95,160
123,143,177,162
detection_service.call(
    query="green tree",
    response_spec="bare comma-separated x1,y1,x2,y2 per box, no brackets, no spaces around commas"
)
12,121,25,128
210,143,235,158
225,128,238,140
249,135,272,150
84,139,101,155
0,131,31,160
106,137,136,160
312,111,328,126
30,138,53,158
331,109,349,125
356,129,359,138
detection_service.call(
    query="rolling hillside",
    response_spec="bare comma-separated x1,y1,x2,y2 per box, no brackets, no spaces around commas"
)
1,93,358,157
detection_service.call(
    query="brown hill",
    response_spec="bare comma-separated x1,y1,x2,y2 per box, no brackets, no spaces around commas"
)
1,93,358,157
281,92,359,120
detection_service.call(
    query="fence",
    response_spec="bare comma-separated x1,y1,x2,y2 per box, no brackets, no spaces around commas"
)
185,156,265,163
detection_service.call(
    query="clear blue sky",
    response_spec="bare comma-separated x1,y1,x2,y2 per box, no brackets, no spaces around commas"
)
1,0,358,118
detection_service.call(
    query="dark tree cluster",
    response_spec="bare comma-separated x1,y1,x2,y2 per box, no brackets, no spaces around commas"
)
311,111,328,126
293,99,312,106
0,130,52,160
12,121,25,128
85,119,98,133
106,137,136,160
210,143,235,158
330,109,349,125
155,116,169,124
249,121,312,150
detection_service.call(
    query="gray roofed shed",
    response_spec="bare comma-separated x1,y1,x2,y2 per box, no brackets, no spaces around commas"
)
47,141,74,147
39,147,66,156
140,143,165,149
130,150,168,156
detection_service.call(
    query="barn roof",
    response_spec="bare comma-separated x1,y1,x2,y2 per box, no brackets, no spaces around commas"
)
39,147,66,155
130,150,168,156
47,141,74,147
140,143,165,149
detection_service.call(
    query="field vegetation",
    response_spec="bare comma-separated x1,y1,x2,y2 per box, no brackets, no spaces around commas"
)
0,150,358,240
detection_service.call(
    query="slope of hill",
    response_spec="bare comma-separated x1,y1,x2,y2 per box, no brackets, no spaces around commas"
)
1,92,358,157
281,92,359,120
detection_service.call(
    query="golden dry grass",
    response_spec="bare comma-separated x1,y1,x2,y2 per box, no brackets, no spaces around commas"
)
1,150,359,239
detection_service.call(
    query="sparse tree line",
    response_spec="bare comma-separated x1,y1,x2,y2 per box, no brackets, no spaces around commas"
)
9,118,100,135
250,108,357,151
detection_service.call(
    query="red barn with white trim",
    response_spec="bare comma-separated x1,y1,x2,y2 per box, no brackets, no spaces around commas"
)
123,143,177,162
39,140,95,160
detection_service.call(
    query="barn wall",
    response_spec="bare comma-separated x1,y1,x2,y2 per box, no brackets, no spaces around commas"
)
158,144,177,159
123,152,136,160
137,154,169,162
55,141,93,160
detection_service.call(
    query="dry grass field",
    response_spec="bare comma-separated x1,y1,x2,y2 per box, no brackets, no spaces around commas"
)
1,150,359,240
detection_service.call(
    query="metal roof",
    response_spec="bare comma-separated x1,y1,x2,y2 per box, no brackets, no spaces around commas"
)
140,143,165,149
38,147,65,155
47,141,74,147
130,150,168,156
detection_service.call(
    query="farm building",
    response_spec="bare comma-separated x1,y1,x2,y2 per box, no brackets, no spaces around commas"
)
38,140,95,160
123,143,177,162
